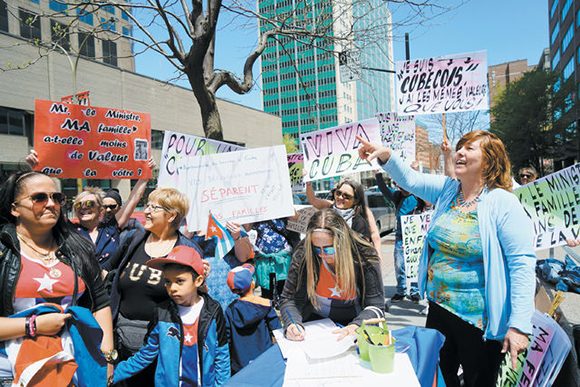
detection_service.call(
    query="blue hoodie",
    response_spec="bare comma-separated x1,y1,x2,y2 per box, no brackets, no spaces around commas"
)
225,299,281,374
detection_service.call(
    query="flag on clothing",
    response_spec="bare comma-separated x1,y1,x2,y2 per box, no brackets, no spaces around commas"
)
206,213,235,259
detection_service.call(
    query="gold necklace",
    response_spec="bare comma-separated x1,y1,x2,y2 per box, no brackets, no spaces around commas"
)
17,233,62,279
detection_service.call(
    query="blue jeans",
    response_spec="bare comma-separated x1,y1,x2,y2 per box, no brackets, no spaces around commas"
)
394,239,419,296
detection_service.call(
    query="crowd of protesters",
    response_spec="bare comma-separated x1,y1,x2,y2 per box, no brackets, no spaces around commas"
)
0,131,575,387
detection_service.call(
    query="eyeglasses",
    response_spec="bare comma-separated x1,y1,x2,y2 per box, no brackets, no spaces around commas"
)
313,245,336,256
519,174,532,179
144,203,168,213
14,192,66,206
334,190,354,201
74,200,98,211
103,204,119,210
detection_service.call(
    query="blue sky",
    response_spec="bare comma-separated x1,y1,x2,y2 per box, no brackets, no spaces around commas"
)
135,0,549,124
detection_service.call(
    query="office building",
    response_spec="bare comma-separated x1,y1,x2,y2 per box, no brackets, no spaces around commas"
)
258,0,395,143
0,0,281,198
548,0,580,167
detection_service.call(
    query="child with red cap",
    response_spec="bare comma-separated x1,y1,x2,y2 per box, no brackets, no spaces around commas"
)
112,245,230,386
224,264,281,374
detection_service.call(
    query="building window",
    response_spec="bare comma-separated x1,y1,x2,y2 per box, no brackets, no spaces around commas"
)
552,49,560,69
51,20,69,51
78,31,95,58
562,0,572,20
563,57,574,80
564,93,574,112
554,78,561,93
29,0,39,4
122,26,131,37
77,8,93,25
102,39,117,66
550,0,559,19
151,129,163,149
121,10,130,21
0,107,26,136
562,24,573,52
551,22,560,45
19,9,41,41
102,4,115,14
0,0,8,32
100,17,116,32
49,0,67,13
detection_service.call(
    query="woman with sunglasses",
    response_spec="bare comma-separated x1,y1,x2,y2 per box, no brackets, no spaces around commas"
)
26,150,154,269
280,209,384,341
305,179,382,254
0,171,114,385
357,132,536,386
104,187,204,386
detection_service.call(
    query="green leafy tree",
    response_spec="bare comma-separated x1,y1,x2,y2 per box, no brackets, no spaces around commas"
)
490,69,572,175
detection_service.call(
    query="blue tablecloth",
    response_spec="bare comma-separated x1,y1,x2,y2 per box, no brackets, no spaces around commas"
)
226,326,446,386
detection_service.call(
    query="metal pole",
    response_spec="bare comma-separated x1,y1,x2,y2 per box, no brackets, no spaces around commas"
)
405,33,410,61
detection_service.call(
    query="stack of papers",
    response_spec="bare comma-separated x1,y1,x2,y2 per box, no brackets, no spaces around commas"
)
274,318,420,386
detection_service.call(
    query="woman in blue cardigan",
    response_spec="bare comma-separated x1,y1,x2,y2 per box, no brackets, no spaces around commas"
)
357,131,536,387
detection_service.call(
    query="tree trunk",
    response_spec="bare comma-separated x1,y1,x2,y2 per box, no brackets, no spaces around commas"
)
187,70,224,140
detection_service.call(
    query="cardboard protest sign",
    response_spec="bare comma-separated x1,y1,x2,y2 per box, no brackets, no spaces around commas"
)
395,51,488,115
400,211,432,293
286,206,317,234
158,145,295,232
159,130,244,187
33,100,152,179
533,314,572,387
514,164,580,250
287,153,304,192
300,118,381,182
376,112,416,163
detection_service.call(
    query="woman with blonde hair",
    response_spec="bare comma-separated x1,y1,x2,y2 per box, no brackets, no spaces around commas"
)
357,130,536,387
105,187,203,386
280,208,384,341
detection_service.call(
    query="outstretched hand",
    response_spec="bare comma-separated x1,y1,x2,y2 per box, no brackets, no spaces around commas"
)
355,135,391,165
440,138,452,155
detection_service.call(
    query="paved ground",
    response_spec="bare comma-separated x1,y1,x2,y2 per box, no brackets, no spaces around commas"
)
379,234,428,330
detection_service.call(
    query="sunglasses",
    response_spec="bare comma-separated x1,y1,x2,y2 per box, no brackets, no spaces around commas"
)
313,245,336,256
145,203,168,213
74,200,97,210
519,174,532,179
15,192,66,206
103,204,119,210
334,190,354,201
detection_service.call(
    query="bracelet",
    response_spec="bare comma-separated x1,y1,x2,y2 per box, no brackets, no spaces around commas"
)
29,315,37,338
234,235,241,241
24,317,30,338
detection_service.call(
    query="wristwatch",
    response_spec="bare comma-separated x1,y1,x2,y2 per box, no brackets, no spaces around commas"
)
102,349,118,364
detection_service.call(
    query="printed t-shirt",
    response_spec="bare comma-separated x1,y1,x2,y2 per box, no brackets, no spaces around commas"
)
119,240,167,321
178,299,204,386
314,261,358,325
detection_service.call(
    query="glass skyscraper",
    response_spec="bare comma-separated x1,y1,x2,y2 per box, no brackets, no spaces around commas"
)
259,0,394,143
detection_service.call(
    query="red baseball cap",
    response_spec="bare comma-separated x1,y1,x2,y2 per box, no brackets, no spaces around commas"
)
147,245,204,276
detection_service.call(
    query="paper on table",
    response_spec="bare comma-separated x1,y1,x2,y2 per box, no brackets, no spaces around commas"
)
283,351,420,387
273,318,340,359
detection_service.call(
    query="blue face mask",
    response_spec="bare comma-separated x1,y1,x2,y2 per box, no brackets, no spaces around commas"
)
313,245,335,256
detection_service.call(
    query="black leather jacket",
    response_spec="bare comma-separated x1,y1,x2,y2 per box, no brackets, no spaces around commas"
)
0,223,110,316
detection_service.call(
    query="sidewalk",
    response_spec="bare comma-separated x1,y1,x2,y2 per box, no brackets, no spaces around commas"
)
379,234,427,330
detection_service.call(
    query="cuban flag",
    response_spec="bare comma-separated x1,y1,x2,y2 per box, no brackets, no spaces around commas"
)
206,213,235,260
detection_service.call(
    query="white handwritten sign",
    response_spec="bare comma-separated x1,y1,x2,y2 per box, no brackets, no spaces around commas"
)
158,130,244,187
400,211,432,293
288,153,305,192
395,51,489,115
300,118,382,182
515,164,580,250
376,112,416,163
158,145,295,231
286,206,318,234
